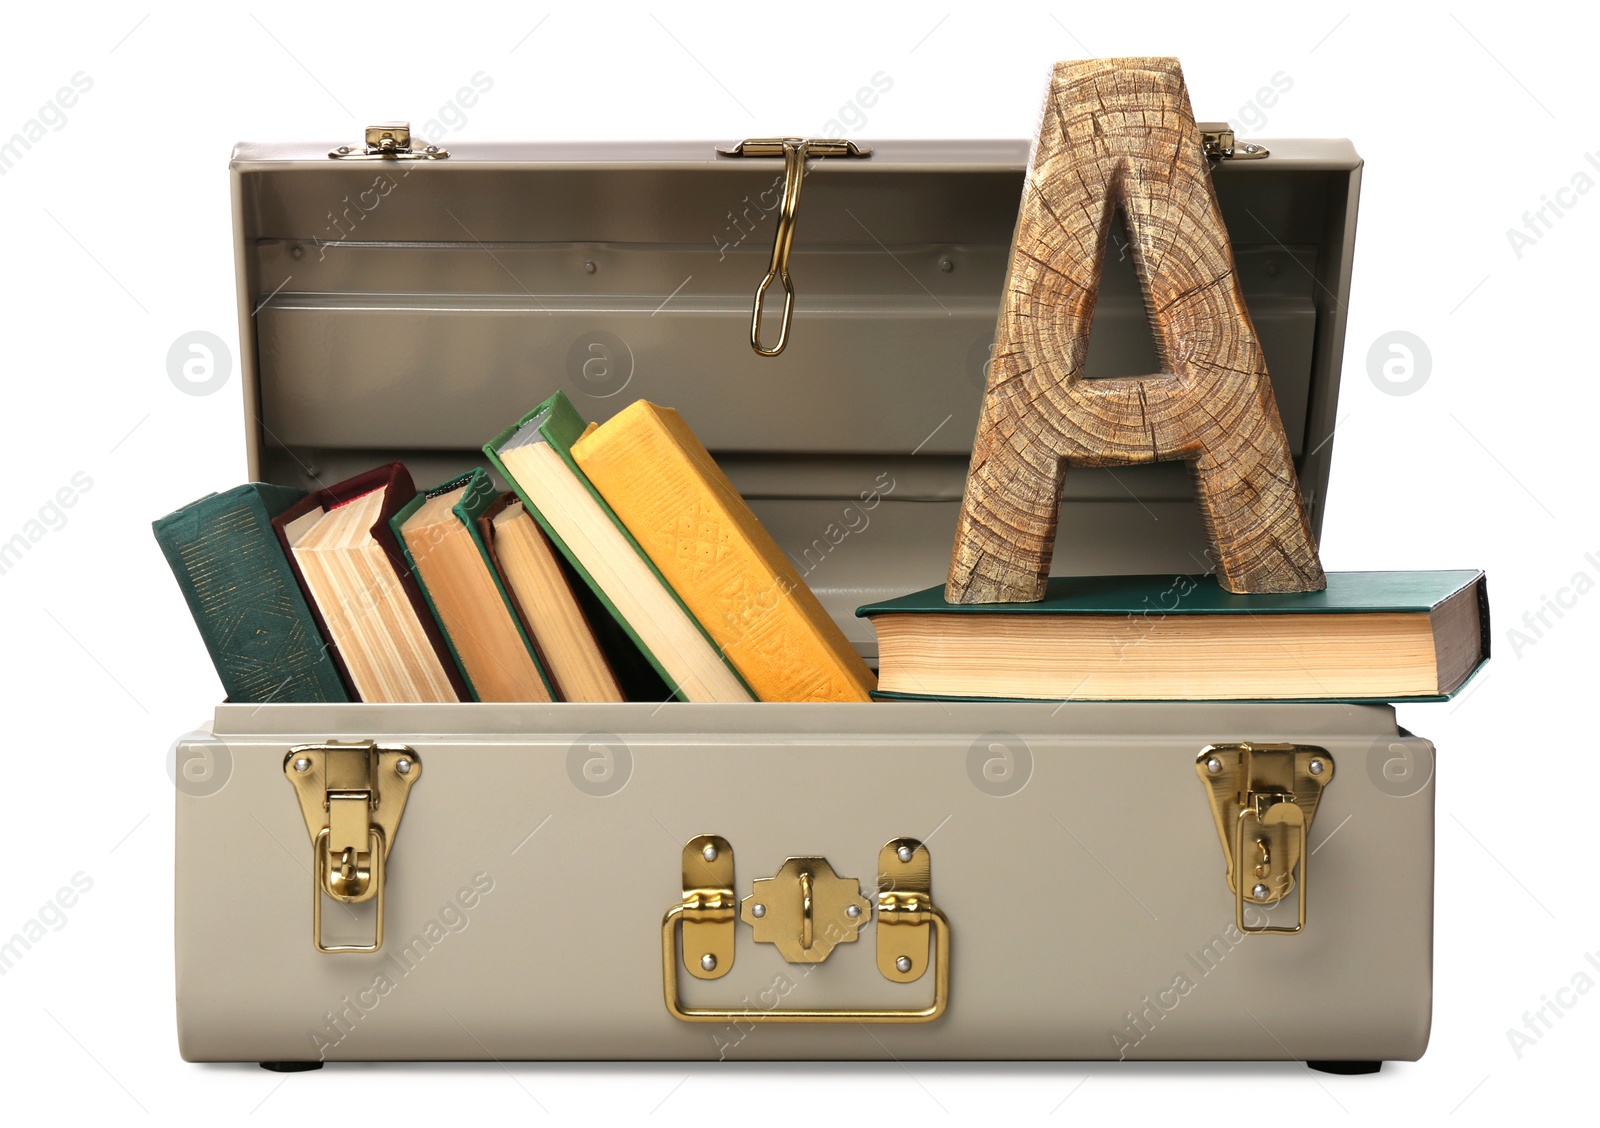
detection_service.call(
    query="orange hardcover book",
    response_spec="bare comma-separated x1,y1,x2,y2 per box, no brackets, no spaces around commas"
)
571,401,875,703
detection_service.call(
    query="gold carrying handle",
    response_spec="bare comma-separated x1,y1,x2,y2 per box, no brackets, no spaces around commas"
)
662,900,950,1023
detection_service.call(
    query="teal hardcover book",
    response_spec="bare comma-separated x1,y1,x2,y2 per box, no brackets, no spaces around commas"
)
859,571,1489,703
153,483,350,703
389,469,556,703
484,391,753,703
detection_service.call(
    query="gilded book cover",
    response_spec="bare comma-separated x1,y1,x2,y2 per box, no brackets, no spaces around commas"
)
572,401,875,703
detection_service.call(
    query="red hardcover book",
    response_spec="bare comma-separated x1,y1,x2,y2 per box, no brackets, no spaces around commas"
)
270,463,469,703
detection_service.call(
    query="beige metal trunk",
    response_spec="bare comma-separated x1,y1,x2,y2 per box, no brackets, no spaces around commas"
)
175,131,1420,1069
177,702,1429,1063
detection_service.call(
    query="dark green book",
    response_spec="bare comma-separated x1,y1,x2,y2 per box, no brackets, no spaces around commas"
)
389,469,556,703
483,391,754,703
858,571,1489,703
153,483,350,703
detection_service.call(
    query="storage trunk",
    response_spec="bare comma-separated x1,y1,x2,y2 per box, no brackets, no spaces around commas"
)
176,129,1424,1068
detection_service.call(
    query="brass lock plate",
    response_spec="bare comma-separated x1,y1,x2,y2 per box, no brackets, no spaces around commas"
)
284,740,421,953
663,836,950,1023
741,857,871,964
1196,743,1332,935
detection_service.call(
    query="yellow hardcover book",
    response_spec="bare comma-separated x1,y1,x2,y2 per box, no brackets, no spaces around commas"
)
572,401,876,703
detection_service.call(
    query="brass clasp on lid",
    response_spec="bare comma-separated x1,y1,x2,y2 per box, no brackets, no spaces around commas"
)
717,137,872,356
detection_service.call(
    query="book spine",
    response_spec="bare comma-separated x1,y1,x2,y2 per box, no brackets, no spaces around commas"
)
363,464,473,702
573,404,873,702
535,396,757,699
389,491,482,702
454,476,559,700
485,418,686,701
153,486,350,703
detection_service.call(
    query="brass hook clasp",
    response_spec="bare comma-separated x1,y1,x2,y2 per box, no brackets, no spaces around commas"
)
717,137,871,357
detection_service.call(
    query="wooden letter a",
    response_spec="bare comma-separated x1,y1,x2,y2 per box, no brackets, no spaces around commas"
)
947,58,1326,601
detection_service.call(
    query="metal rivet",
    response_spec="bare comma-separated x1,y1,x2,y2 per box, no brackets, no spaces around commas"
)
752,903,766,918
846,904,861,919
897,845,914,863
289,244,306,260
938,257,954,272
700,954,716,972
895,956,912,973
583,260,598,274
1309,759,1325,776
425,145,439,154
1252,883,1270,901
1205,757,1222,774
702,843,718,862
395,758,412,775
336,145,350,154
293,757,312,773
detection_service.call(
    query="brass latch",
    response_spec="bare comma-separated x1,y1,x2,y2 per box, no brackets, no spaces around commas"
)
328,121,450,161
716,137,872,357
284,741,422,953
1196,743,1332,935
663,835,949,1023
742,856,872,964
1196,123,1269,161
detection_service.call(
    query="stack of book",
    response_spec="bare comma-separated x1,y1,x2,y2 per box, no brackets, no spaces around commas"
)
154,393,875,705
157,391,1486,708
858,571,1488,702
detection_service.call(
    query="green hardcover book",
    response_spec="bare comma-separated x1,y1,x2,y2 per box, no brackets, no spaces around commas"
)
153,483,350,703
484,391,754,703
858,570,1489,703
390,469,556,703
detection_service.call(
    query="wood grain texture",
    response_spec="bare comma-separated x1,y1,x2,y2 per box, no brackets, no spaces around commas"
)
947,57,1326,601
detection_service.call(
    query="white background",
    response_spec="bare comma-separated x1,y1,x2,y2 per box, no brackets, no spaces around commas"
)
0,1,1591,1124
